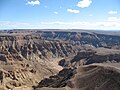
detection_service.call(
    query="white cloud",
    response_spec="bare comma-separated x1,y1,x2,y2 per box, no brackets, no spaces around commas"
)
108,11,118,14
77,0,92,8
0,21,120,30
67,9,80,13
26,0,40,5
54,12,58,14
40,21,120,30
107,17,120,22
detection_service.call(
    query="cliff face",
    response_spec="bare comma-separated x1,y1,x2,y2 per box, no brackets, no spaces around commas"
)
59,48,120,68
0,31,79,90
1,30,120,90
37,31,120,48
0,34,74,90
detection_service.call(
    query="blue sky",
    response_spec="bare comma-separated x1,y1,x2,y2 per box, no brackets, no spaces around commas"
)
0,0,120,30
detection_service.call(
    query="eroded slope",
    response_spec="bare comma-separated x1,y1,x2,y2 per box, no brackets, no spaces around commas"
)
36,64,120,90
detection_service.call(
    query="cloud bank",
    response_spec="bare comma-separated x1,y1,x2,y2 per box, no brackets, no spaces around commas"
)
1,21,120,30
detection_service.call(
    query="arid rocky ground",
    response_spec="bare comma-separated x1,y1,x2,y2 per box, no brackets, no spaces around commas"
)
0,29,120,90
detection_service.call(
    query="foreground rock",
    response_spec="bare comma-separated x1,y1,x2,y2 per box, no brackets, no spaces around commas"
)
35,63,120,90
35,68,76,88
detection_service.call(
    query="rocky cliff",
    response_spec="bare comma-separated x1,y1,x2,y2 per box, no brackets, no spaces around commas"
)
0,32,68,90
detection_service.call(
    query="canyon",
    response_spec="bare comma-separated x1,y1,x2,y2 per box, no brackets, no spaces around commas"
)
0,29,120,90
